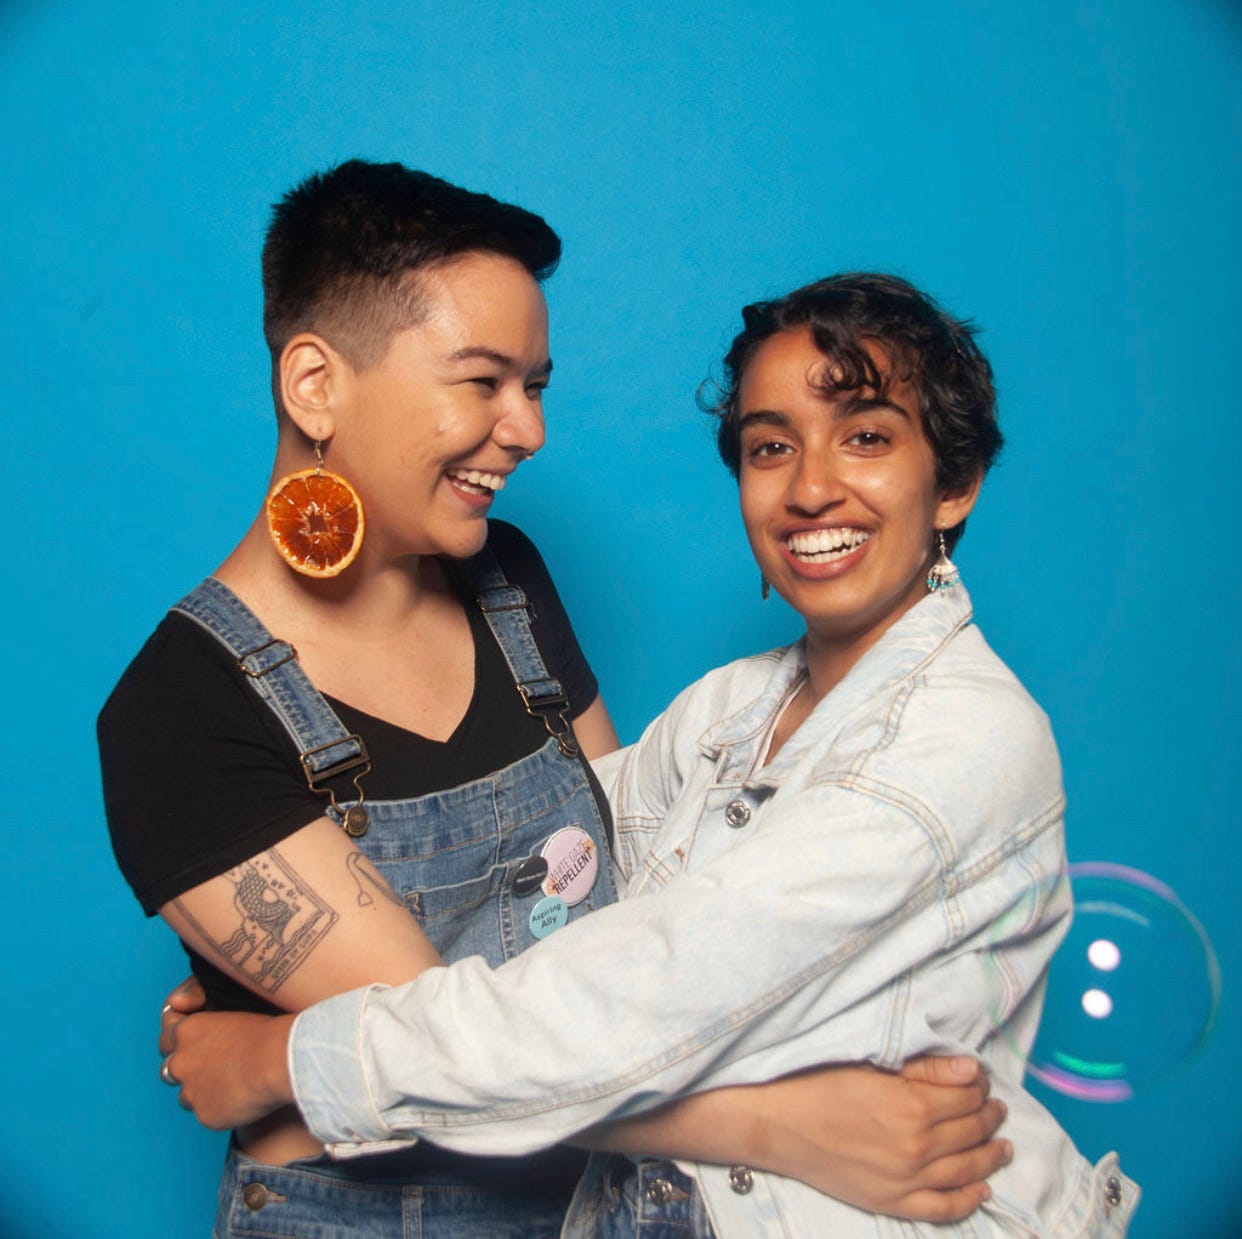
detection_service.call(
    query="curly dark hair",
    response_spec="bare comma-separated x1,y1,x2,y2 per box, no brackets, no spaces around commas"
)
706,272,1002,550
262,159,561,372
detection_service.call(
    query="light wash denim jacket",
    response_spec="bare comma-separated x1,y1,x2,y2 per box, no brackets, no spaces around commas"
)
291,586,1138,1235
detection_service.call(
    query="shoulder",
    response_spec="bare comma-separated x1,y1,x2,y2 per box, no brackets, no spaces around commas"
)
823,613,1055,765
916,623,1057,759
98,604,323,914
482,519,561,613
98,609,242,742
850,622,1063,848
676,645,793,716
97,604,285,804
480,519,599,716
97,597,307,812
641,644,797,755
604,647,795,838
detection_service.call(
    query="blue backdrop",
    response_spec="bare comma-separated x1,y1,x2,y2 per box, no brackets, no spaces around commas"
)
3,2,1238,1235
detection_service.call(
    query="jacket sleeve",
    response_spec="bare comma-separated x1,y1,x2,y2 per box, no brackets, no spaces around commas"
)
291,707,1068,1157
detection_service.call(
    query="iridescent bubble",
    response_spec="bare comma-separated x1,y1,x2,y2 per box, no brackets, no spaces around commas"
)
1086,939,1120,972
1081,988,1113,1019
1025,863,1220,1102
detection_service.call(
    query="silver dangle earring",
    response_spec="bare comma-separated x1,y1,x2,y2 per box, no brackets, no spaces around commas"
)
926,530,960,593
761,574,771,601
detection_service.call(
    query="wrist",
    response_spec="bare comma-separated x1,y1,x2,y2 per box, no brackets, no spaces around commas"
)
746,1086,780,1171
262,1013,297,1111
746,1072,846,1185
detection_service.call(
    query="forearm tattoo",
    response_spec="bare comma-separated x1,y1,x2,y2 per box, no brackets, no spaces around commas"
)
345,850,407,910
173,849,338,994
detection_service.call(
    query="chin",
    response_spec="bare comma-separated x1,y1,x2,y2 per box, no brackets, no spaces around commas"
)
442,522,491,560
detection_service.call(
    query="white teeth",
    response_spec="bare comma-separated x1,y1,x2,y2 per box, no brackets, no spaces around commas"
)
447,468,506,494
785,527,871,561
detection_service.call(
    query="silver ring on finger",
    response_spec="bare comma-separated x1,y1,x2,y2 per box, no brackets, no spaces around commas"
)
160,1057,180,1087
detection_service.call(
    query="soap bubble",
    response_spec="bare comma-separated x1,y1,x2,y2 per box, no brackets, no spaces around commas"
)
1024,863,1220,1102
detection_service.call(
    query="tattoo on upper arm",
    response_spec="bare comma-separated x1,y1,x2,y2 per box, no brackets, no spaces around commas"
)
345,850,407,910
173,849,338,995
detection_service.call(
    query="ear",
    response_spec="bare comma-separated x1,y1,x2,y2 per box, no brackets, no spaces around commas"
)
933,470,983,532
278,333,347,443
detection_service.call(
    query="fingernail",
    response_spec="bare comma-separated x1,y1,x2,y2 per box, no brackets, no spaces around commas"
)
1002,1140,1014,1164
982,1184,993,1201
950,1055,976,1078
997,1099,1008,1119
162,1003,173,1016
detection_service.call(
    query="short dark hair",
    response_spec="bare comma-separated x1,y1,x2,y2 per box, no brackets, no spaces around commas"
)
706,272,1002,550
262,159,561,370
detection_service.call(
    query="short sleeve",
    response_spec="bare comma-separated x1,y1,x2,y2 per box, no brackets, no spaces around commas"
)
97,614,326,915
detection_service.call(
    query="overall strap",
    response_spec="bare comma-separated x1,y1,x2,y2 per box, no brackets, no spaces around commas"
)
456,546,580,757
172,578,371,832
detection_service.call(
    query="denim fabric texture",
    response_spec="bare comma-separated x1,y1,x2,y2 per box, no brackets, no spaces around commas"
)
214,1141,575,1238
176,561,616,1239
562,1156,714,1239
175,577,368,785
290,586,1138,1235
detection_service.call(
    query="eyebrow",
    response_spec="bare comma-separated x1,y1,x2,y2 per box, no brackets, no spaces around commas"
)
739,396,912,431
835,394,912,421
738,409,791,432
445,346,553,376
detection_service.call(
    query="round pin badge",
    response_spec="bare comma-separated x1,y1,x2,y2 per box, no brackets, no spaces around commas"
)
512,855,549,898
540,827,599,907
529,895,568,939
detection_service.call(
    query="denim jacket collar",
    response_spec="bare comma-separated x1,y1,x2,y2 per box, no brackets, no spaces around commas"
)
698,585,975,786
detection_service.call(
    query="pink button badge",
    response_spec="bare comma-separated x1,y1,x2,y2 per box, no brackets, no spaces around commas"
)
540,827,599,907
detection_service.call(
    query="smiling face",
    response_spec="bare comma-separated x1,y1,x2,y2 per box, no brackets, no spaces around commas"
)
738,326,979,675
324,251,551,563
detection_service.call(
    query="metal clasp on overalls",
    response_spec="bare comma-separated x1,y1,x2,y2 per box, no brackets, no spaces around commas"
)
237,638,373,837
236,637,299,677
299,737,373,837
517,679,580,759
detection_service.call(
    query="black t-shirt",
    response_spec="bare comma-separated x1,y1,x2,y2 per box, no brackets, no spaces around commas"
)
98,521,601,1011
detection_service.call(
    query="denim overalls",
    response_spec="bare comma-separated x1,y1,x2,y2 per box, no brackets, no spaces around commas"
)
172,550,618,1239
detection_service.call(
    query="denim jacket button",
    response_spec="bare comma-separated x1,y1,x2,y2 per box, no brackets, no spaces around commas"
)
724,799,751,828
728,1165,755,1194
1104,1175,1123,1208
241,1183,270,1211
644,1178,675,1205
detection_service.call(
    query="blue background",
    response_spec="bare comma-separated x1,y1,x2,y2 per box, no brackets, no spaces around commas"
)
3,2,1238,1235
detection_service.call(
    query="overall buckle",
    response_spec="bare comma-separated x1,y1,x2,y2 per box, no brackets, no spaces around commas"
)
300,737,373,837
517,680,579,758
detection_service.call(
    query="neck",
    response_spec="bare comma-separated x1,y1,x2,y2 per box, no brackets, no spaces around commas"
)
215,511,451,640
801,594,929,703
800,634,872,706
766,632,868,766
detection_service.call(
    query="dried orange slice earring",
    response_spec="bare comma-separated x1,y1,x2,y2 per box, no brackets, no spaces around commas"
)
265,443,365,578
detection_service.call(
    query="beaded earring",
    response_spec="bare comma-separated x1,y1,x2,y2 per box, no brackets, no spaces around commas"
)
925,530,960,592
